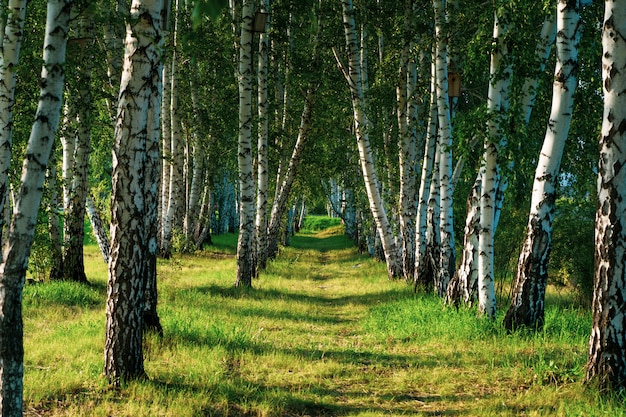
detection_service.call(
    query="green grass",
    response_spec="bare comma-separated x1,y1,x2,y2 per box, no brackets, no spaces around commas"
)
23,220,626,416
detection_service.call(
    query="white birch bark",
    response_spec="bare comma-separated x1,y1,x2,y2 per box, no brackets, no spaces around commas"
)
433,0,455,296
478,7,512,318
339,0,401,279
0,1,71,412
184,64,205,251
447,9,555,307
86,194,110,263
256,0,270,270
397,0,417,282
235,0,256,286
504,0,582,330
415,53,438,288
0,0,27,252
586,0,626,390
160,62,171,241
105,0,165,384
161,0,184,258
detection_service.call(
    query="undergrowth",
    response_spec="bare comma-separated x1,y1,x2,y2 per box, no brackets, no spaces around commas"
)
22,220,625,417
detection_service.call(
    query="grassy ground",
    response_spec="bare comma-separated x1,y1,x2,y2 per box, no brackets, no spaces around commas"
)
23,225,625,416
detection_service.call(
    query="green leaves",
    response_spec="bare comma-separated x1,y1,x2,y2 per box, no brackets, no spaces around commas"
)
191,0,228,29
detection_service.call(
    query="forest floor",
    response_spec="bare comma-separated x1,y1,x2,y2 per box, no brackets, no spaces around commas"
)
23,225,625,416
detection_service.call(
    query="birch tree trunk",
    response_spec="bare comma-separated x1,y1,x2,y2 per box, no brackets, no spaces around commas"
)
397,0,417,282
63,13,94,283
143,29,164,334
161,0,184,258
586,0,626,391
86,194,110,263
160,61,171,241
415,53,438,288
256,0,270,271
339,0,401,279
104,0,165,384
433,0,455,296
0,0,27,253
235,0,256,287
266,88,315,260
478,6,512,318
446,10,555,307
47,156,63,281
0,1,71,412
503,0,582,331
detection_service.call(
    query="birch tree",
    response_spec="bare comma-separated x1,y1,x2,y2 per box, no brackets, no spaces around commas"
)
504,0,583,330
104,0,165,383
433,0,455,295
477,5,512,318
446,11,556,307
235,0,256,286
397,0,417,281
0,0,72,413
0,0,27,252
256,0,270,271
161,0,185,258
338,0,401,279
414,53,439,288
585,0,626,391
62,12,95,283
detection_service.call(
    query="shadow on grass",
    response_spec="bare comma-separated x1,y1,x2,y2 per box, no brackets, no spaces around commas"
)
186,284,409,310
143,369,465,417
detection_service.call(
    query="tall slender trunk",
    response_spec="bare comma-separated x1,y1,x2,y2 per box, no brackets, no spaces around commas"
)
160,62,171,243
585,0,626,391
266,88,315,259
86,194,110,263
478,6,512,318
0,1,71,413
143,20,164,334
256,0,270,271
184,64,205,251
433,0,455,296
235,0,256,287
397,0,417,282
415,53,438,288
504,0,582,330
338,0,401,279
47,155,63,281
161,0,184,258
0,0,27,253
104,0,165,384
63,13,94,283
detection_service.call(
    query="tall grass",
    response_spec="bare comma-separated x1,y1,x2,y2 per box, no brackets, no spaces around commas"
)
22,220,625,416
